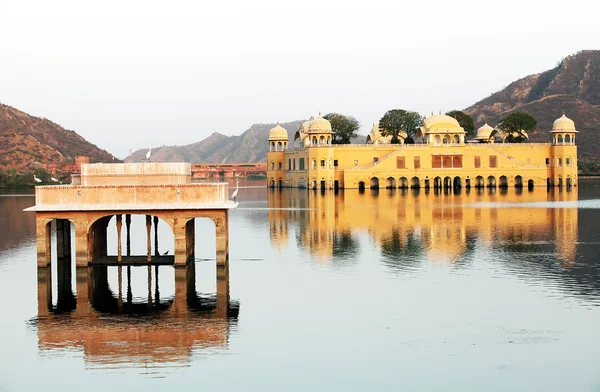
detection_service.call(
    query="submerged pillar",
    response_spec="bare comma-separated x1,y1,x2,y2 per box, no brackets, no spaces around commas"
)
125,214,131,257
215,210,229,267
154,216,159,257
146,215,152,261
75,221,89,267
216,265,229,318
75,267,93,317
56,219,71,260
36,219,51,268
173,217,193,267
116,214,123,262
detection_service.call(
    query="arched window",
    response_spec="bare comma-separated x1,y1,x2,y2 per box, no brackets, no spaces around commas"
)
434,135,441,145
565,134,571,144
557,134,563,144
453,134,460,144
443,136,449,144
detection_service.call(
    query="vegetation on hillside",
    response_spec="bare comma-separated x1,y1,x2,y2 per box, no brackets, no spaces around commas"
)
0,103,117,187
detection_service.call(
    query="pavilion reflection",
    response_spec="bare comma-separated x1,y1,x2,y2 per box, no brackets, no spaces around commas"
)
267,187,579,268
35,262,239,368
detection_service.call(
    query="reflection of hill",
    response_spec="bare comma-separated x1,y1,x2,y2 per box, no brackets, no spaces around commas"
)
267,186,600,302
0,195,35,252
34,264,239,369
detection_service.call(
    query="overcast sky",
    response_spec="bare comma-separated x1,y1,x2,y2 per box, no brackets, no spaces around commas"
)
1,0,598,158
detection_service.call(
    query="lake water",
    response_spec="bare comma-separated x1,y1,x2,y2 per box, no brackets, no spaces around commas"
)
1,181,600,391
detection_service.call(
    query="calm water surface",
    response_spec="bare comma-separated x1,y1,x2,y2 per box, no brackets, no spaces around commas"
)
1,181,600,391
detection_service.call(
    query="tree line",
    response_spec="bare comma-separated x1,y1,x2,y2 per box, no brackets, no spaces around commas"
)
322,110,537,144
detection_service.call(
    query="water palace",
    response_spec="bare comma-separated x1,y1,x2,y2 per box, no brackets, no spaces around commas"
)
266,113,578,190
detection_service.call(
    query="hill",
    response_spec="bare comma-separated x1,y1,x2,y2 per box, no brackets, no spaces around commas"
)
0,103,117,187
465,50,600,158
127,120,306,163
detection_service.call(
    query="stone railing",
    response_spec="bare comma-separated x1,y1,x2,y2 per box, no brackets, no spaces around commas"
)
31,183,232,211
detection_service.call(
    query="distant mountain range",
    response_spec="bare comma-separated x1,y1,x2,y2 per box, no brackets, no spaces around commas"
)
465,50,600,158
126,120,305,164
2,50,599,187
0,104,117,186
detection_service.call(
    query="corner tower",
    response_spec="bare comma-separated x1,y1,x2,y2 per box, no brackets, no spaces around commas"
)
267,123,289,188
550,114,578,187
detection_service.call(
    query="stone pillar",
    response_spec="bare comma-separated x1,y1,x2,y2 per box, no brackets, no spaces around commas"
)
186,218,195,261
116,215,123,262
75,221,89,267
57,251,74,312
154,216,159,257
173,217,191,267
37,266,52,316
36,218,51,268
172,262,194,316
125,214,132,256
56,219,71,260
215,211,229,267
146,215,152,261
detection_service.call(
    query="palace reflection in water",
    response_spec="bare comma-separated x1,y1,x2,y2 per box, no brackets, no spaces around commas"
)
34,263,239,369
268,186,600,301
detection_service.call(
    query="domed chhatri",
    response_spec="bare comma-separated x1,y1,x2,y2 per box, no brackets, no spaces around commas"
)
475,123,498,142
366,123,402,144
550,113,578,146
267,111,578,190
268,123,289,140
422,114,462,131
417,113,466,145
267,123,289,152
552,114,577,132
307,114,332,133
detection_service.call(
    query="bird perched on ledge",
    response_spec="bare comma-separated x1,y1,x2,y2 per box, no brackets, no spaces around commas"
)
231,180,239,202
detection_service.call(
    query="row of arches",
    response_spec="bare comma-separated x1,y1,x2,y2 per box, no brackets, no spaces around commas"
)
359,175,537,190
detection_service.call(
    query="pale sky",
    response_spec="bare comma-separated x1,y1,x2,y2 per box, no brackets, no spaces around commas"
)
1,0,598,158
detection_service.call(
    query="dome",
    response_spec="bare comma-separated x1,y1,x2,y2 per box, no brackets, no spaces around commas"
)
422,114,462,131
552,114,577,132
476,123,495,139
268,123,289,140
307,115,332,133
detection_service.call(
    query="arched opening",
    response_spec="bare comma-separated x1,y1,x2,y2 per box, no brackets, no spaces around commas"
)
358,181,365,192
411,177,420,189
270,178,275,188
453,176,461,188
370,177,379,189
386,177,396,189
487,176,496,188
557,134,563,144
399,177,409,189
528,179,535,189
514,175,523,188
312,136,317,145
319,135,325,145
433,176,442,189
320,179,326,190
278,178,283,188
443,136,449,144
105,214,175,260
443,176,452,188
565,134,571,144
566,176,572,187
453,134,460,144
277,141,282,151
434,135,441,145
499,176,508,188
475,176,484,188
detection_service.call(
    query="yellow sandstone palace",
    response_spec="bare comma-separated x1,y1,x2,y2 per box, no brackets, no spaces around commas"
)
266,113,578,189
